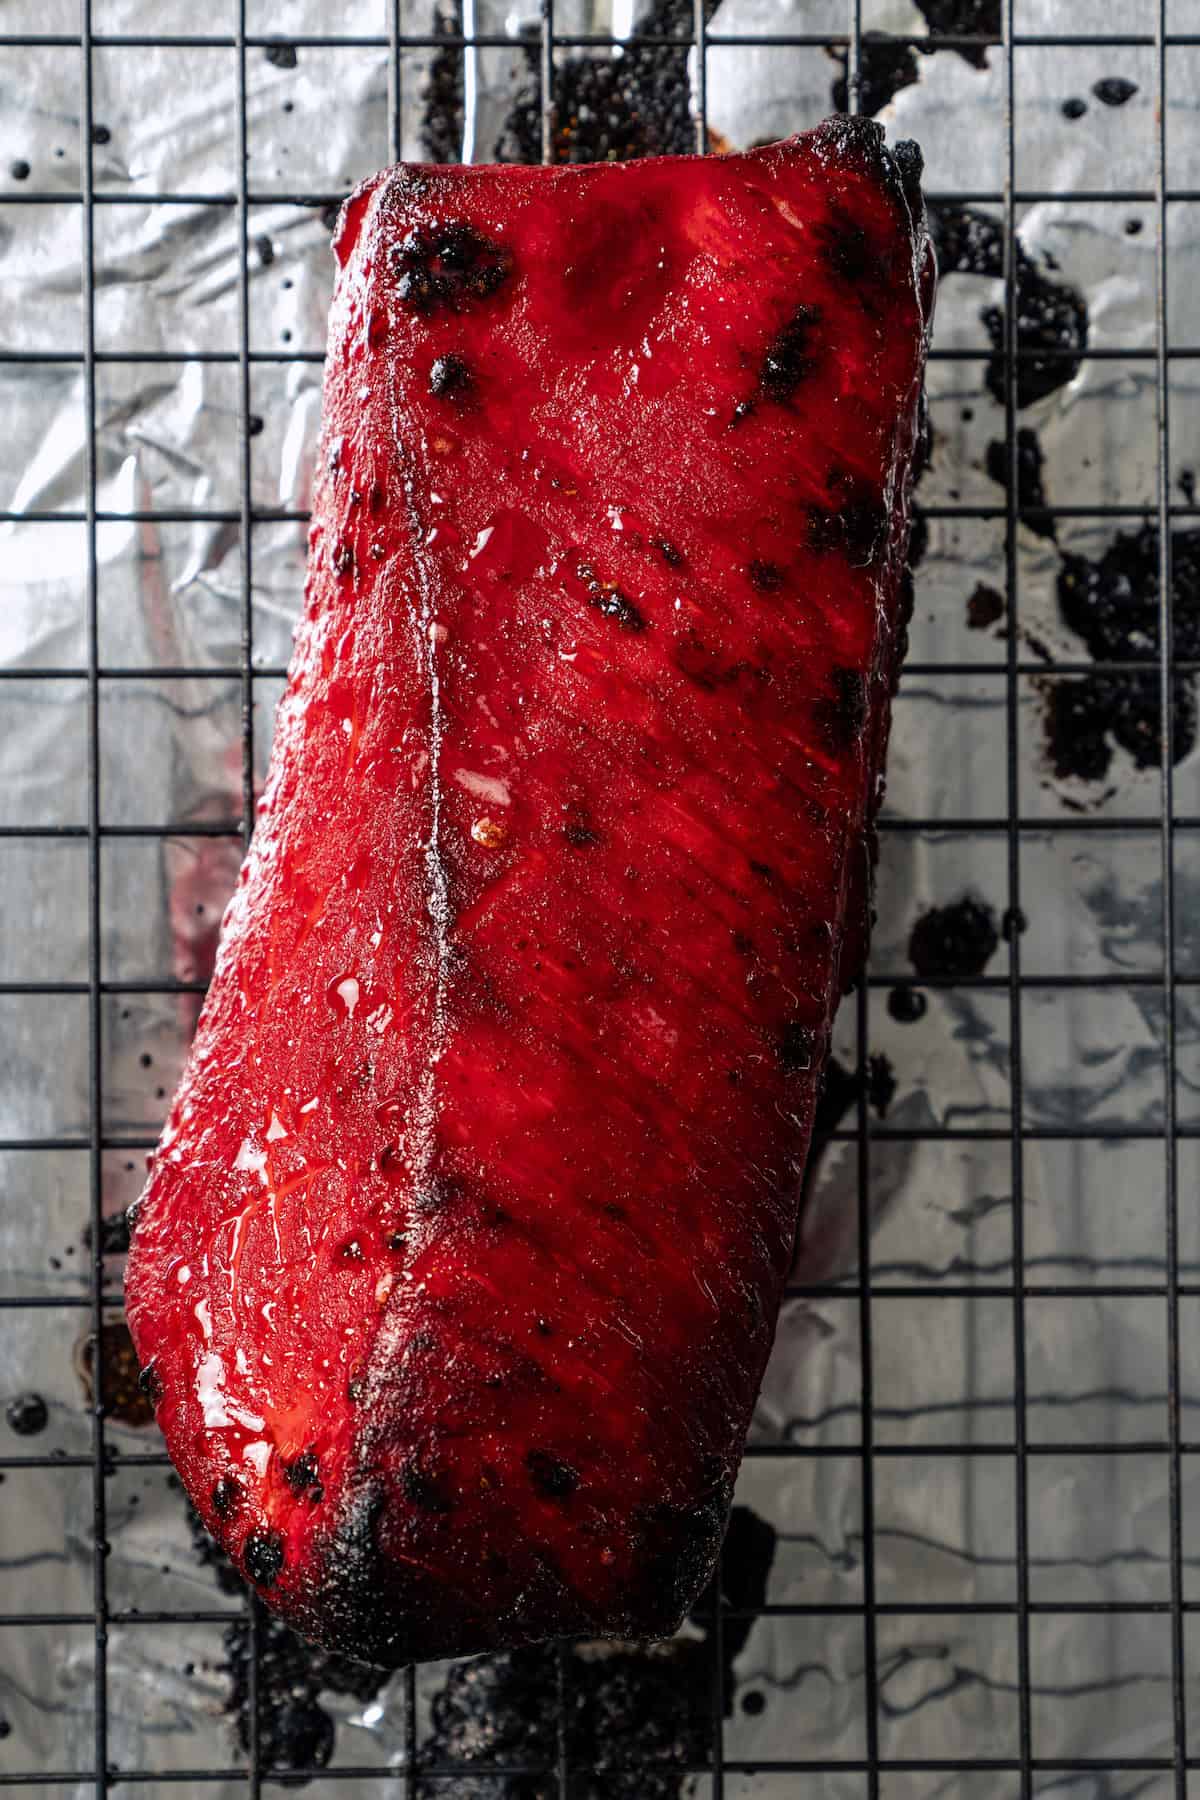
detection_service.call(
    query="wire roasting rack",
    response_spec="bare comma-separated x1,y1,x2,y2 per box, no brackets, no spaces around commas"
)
0,0,1198,1795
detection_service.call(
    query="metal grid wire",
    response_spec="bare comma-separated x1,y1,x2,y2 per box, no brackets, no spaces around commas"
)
0,0,1194,1794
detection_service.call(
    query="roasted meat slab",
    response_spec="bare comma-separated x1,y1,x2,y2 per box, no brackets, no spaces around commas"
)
126,118,933,1665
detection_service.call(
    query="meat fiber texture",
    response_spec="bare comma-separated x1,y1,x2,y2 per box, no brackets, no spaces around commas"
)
125,117,934,1667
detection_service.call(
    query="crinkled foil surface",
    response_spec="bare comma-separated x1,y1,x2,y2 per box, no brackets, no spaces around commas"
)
3,0,1200,1792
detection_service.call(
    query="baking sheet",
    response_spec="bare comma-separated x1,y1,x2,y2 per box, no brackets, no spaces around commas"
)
2,0,1200,1789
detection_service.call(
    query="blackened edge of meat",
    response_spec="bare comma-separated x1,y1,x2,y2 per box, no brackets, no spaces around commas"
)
816,666,869,752
277,1452,740,1668
187,1503,387,1782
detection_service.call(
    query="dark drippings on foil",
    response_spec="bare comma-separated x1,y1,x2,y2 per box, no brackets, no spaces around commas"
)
421,1505,777,1799
927,201,1089,409
76,1320,157,1428
985,427,1056,540
917,204,1198,793
828,33,919,119
909,896,1000,981
420,4,467,164
186,1500,775,1788
911,0,1000,68
421,0,722,166
1042,524,1200,785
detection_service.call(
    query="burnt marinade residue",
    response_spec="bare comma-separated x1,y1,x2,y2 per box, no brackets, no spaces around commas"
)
808,475,888,567
829,31,919,118
212,1475,244,1520
1059,524,1200,667
188,1498,775,1788
391,223,512,315
225,1607,386,1783
985,427,1056,540
1041,523,1200,782
81,1206,133,1256
888,983,928,1024
492,0,721,165
806,1052,897,1172
1093,76,1138,107
5,1392,48,1436
748,559,785,592
421,1504,777,1799
733,306,824,426
576,561,648,632
908,896,999,979
526,1447,581,1498
929,203,1195,790
927,202,1088,409
78,1320,157,1427
778,1021,818,1073
420,4,467,163
828,6,999,118
284,1450,321,1494
1044,674,1196,785
911,0,1000,67
967,582,1005,631
760,304,821,404
400,1456,457,1514
429,352,472,398
184,1508,385,1782
136,1359,164,1406
244,1529,286,1588
981,261,1088,409
817,666,869,752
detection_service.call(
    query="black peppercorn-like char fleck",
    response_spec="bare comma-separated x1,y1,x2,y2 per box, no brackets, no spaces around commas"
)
213,1475,244,1519
245,1528,286,1588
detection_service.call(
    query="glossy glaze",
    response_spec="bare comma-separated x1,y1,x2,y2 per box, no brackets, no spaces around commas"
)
125,118,933,1665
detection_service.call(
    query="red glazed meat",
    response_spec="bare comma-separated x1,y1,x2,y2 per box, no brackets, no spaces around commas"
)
125,118,933,1665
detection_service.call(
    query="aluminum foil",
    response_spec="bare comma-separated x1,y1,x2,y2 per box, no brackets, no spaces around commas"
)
3,0,1199,1791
